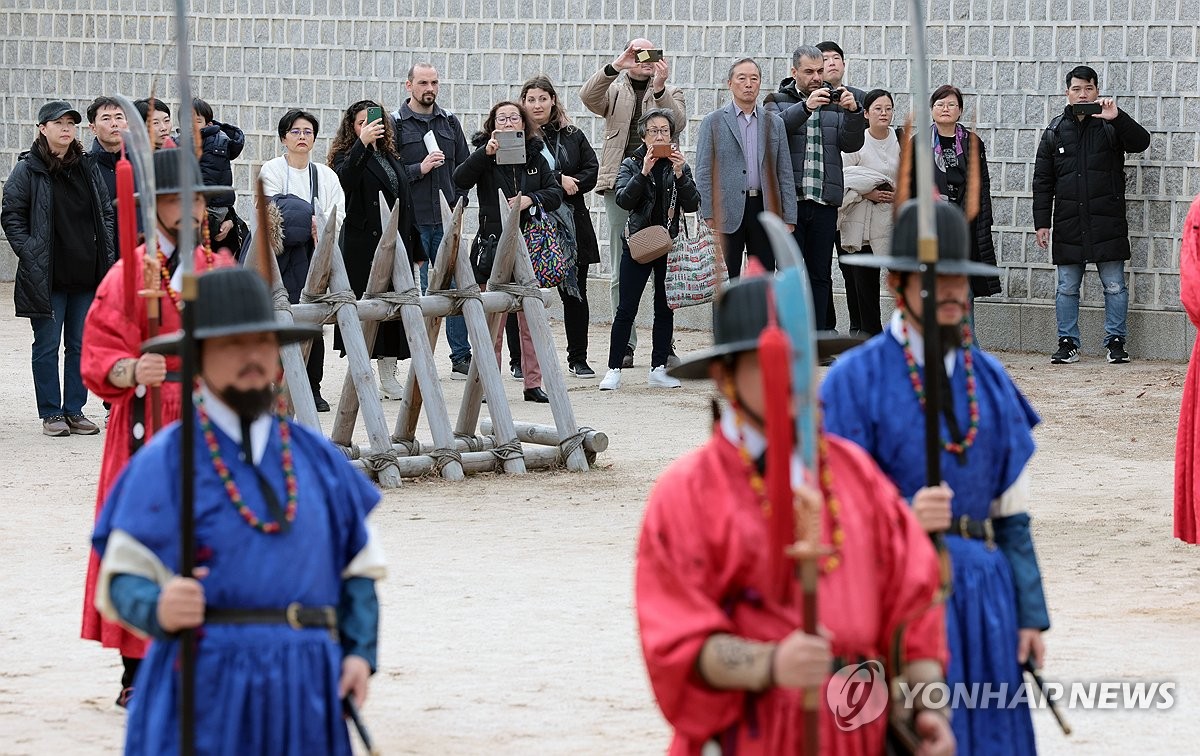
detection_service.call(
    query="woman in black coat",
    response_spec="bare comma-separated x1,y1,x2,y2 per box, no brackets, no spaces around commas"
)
921,84,1001,298
0,100,114,436
520,75,601,378
327,99,425,399
453,100,564,403
598,108,701,392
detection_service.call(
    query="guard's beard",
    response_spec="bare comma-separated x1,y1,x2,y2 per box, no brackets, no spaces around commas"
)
218,386,276,421
938,324,965,354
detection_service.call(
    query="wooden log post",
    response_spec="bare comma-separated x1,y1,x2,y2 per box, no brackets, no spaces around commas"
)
375,192,465,482
349,443,592,478
395,196,461,443
305,215,402,488
489,189,590,472
261,232,320,430
289,289,550,326
479,419,608,455
452,199,526,474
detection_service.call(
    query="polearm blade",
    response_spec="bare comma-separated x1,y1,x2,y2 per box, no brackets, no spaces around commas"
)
113,95,158,258
171,2,198,755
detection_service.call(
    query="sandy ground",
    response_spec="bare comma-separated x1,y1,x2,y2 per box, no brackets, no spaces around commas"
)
1,280,1198,755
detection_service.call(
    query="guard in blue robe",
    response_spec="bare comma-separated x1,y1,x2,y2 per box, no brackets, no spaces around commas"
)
822,200,1049,756
91,267,385,756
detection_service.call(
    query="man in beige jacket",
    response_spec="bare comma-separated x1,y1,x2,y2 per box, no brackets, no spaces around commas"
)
581,38,686,368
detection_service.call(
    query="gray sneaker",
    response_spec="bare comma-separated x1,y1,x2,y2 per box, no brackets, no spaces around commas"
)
1050,338,1079,364
42,415,69,437
66,414,100,435
450,357,471,380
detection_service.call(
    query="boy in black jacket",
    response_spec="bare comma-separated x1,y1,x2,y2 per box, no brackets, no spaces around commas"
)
192,97,247,254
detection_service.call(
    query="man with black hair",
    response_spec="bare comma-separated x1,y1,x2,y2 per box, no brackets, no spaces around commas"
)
1033,64,1150,365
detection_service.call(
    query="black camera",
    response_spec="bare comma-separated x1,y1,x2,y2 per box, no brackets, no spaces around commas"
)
824,83,845,99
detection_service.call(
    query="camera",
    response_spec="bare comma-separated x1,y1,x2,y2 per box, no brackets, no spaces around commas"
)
824,83,845,99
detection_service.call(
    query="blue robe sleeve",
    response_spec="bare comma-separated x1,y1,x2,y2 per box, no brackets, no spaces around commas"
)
93,428,183,572
819,349,877,454
993,513,1050,631
109,574,170,640
338,577,380,672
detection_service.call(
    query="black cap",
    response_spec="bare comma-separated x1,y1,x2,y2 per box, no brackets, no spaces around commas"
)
840,199,1002,277
149,148,235,197
38,100,82,125
668,276,864,380
142,268,319,355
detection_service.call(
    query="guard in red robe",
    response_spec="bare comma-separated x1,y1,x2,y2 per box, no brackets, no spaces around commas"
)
1175,194,1200,543
636,276,954,755
80,148,233,706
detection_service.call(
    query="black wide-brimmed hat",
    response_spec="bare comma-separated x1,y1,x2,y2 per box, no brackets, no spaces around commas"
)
142,268,320,355
840,199,1002,277
149,148,235,197
669,276,865,380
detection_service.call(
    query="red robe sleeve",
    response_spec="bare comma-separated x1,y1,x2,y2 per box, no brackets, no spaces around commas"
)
635,445,744,742
81,259,142,403
1175,196,1200,543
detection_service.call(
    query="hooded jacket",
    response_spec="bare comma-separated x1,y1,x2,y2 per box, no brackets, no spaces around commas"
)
198,121,244,208
763,77,865,207
1,141,116,318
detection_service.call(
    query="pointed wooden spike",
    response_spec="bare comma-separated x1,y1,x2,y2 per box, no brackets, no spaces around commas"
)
966,128,981,223
895,113,914,215
253,177,273,284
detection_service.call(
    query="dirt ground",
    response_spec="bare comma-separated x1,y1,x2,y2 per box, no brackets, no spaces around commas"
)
1,281,1198,755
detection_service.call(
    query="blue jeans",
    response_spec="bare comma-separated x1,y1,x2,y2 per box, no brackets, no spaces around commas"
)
792,200,840,331
31,290,93,418
1055,261,1128,345
417,223,470,363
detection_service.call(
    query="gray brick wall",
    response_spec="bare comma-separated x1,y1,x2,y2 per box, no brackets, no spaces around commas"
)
2,1,1198,353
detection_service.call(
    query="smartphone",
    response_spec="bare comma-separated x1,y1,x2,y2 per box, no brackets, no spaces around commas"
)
366,106,383,124
650,143,673,159
635,48,664,63
495,130,526,165
1071,102,1102,116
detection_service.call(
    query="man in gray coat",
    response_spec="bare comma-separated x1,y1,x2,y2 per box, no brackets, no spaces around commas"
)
695,58,796,277
765,45,865,330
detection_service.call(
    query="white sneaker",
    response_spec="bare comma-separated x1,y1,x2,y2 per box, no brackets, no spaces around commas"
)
647,365,681,389
599,368,622,391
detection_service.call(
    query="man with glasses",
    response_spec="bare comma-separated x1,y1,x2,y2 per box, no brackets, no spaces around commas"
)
581,38,687,369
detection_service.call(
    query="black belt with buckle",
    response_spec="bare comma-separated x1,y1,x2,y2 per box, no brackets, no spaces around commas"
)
206,603,338,630
953,515,996,549
746,189,761,197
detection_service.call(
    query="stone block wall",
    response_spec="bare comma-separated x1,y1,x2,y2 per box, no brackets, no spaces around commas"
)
2,0,1197,354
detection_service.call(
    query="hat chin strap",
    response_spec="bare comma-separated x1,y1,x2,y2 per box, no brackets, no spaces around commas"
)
720,375,768,431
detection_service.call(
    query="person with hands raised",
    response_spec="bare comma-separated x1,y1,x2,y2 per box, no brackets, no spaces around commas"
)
327,99,424,400
581,38,687,370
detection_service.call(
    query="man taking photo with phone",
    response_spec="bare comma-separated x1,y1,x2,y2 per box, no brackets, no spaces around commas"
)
581,38,687,370
1033,64,1150,365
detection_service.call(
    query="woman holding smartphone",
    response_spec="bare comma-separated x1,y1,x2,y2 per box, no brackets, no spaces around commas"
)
838,88,901,336
598,108,700,392
327,99,425,399
453,100,564,403
520,75,601,379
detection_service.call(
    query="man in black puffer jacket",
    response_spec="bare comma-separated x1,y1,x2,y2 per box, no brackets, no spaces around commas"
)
1033,65,1150,365
765,44,865,331
1,100,115,437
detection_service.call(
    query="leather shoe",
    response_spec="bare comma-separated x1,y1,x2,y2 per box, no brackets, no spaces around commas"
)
523,387,550,403
314,395,331,412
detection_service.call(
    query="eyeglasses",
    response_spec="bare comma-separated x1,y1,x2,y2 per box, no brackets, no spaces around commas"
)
288,128,315,138
645,127,672,136
495,115,522,125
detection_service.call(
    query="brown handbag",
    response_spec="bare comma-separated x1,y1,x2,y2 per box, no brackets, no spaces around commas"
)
625,182,678,263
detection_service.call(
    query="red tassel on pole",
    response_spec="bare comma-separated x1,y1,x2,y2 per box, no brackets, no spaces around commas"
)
759,284,795,602
116,143,139,318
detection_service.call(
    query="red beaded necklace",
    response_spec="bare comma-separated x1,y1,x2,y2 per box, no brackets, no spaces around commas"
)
731,413,844,575
152,230,217,311
898,311,980,455
196,392,298,534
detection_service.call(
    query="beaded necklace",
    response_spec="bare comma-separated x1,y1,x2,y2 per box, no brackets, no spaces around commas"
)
152,230,217,312
898,311,979,455
196,392,298,535
732,413,844,574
